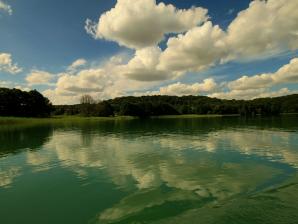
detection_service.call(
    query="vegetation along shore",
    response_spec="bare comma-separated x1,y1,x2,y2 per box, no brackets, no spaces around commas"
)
0,87,298,119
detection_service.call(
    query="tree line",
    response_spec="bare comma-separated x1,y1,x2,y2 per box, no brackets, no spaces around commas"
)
0,87,297,118
0,88,52,117
54,94,298,117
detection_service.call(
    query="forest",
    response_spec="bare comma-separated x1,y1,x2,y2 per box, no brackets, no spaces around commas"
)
1,87,298,118
54,94,298,117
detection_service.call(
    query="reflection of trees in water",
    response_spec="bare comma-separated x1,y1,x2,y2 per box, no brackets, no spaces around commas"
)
0,125,53,188
75,115,298,136
0,125,53,156
1,115,297,158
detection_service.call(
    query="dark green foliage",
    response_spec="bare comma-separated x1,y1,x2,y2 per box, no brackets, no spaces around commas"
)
0,88,52,117
52,94,298,117
106,94,298,117
108,96,245,116
119,103,147,117
152,103,180,115
93,102,114,117
4,86,296,118
80,103,96,117
79,101,114,117
52,105,81,115
118,102,179,117
54,102,114,117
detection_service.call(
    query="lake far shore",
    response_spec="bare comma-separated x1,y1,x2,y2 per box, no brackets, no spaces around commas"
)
1,113,298,126
0,114,241,125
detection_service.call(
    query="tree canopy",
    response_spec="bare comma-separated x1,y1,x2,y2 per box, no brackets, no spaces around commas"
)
54,94,298,117
0,88,53,117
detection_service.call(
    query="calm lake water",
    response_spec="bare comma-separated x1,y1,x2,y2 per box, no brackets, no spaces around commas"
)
1,116,298,224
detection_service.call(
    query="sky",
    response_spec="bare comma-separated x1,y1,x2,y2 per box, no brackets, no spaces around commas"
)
0,0,298,105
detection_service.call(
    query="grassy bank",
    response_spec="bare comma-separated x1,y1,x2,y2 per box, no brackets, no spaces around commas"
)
0,114,241,125
1,113,297,126
150,114,239,119
0,116,136,126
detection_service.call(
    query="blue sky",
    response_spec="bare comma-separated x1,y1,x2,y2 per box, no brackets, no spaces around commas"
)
0,0,297,104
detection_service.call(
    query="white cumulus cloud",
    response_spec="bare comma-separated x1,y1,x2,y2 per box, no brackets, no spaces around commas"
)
43,55,158,104
226,0,298,60
83,0,298,80
209,88,296,100
140,78,218,96
56,69,112,94
121,47,175,81
228,58,298,91
86,0,208,49
26,70,55,86
209,58,298,100
158,22,227,73
156,0,298,74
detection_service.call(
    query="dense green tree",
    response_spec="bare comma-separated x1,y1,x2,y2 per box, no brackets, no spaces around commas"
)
0,88,52,117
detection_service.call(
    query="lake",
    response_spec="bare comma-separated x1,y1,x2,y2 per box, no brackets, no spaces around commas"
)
1,115,298,224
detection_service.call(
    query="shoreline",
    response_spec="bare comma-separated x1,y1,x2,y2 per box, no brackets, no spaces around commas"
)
1,113,297,126
0,114,236,126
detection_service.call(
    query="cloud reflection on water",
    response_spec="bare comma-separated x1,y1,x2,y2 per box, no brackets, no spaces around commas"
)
0,120,297,223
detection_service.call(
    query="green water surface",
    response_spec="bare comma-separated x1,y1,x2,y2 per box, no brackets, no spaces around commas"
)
1,115,298,224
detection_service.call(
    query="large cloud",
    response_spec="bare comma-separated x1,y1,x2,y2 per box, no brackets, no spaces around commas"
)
82,0,298,84
157,78,217,95
85,0,208,49
132,57,298,100
226,0,298,60
44,0,298,104
158,22,227,73
43,55,159,104
138,78,218,96
274,58,298,83
26,70,55,86
209,58,298,100
227,74,273,91
208,88,295,100
228,58,298,91
56,69,112,94
121,47,175,81
0,53,22,74
44,56,298,104
43,68,113,105
157,0,298,73
0,0,12,15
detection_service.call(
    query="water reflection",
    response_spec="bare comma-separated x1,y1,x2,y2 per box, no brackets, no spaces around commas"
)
0,165,21,188
0,125,53,156
0,116,298,223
